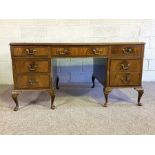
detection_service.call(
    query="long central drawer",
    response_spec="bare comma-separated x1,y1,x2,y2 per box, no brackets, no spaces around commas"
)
51,46,109,57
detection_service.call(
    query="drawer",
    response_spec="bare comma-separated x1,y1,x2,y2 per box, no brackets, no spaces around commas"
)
111,45,142,57
110,59,141,72
12,46,49,57
51,46,108,57
110,72,140,86
14,59,50,73
15,74,50,89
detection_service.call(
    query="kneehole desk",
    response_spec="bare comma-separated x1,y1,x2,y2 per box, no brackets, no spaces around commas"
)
10,42,145,111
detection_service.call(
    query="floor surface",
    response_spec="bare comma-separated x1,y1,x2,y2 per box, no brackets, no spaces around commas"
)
0,82,155,135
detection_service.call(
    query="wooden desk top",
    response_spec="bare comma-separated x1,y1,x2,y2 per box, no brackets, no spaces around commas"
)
10,42,145,46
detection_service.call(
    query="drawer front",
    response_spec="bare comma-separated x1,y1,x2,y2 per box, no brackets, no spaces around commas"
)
110,72,141,86
12,46,49,57
110,59,141,72
51,46,108,57
111,45,142,57
14,59,50,73
85,47,108,56
15,74,50,89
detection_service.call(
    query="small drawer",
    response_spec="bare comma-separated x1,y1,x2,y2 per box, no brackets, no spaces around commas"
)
14,59,50,73
12,46,49,57
110,59,141,72
110,72,140,86
111,45,142,57
51,46,108,57
15,74,50,89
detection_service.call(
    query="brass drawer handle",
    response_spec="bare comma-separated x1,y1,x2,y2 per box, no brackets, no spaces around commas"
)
120,74,131,84
121,63,130,70
25,48,37,56
56,48,70,55
28,79,38,86
122,48,133,54
92,48,100,55
28,63,38,71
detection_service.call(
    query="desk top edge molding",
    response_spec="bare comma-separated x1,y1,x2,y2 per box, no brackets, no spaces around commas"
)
10,42,145,46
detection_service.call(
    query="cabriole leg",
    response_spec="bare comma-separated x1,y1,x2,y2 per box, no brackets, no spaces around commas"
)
48,90,56,109
103,87,112,107
92,75,95,88
134,87,144,106
12,91,20,111
56,77,59,89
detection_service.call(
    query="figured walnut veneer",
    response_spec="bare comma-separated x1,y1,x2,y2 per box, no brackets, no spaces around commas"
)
10,42,145,111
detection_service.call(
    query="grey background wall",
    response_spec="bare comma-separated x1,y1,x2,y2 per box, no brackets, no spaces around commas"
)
0,19,155,84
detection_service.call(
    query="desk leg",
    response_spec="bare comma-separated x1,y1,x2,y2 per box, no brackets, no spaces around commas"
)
134,87,144,106
56,77,59,89
12,90,21,111
92,75,95,88
48,90,56,109
103,87,112,107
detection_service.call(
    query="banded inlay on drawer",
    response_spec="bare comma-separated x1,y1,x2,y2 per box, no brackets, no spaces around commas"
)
12,46,50,57
14,59,50,73
51,46,108,57
111,45,142,57
110,59,141,72
109,72,140,86
15,74,50,89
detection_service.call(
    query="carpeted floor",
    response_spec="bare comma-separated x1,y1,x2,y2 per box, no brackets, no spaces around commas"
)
0,82,155,135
